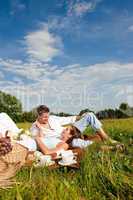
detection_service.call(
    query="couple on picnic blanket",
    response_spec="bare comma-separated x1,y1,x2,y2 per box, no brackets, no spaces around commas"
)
29,105,110,156
0,105,113,157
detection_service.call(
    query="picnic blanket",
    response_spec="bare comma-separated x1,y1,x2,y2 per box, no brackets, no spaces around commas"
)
0,113,22,138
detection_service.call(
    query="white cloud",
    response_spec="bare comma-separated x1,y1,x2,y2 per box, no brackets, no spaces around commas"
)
0,71,4,80
10,1,26,15
128,25,133,32
0,59,133,113
67,0,102,17
0,58,55,81
73,2,96,16
46,0,104,39
24,24,63,62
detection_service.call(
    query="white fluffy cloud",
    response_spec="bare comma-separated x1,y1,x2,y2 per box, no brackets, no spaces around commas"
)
128,25,133,32
24,24,63,62
0,58,55,81
67,0,102,17
10,1,26,15
72,2,97,16
0,58,133,113
0,71,4,80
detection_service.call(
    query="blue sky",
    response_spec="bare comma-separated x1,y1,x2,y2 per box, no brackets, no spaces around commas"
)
0,0,133,113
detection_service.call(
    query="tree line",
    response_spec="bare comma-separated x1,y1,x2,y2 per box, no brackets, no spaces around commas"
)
0,91,133,123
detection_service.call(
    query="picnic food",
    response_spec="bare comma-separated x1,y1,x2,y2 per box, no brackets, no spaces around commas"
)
0,133,12,156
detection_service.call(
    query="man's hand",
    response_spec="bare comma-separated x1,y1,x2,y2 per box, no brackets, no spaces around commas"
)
51,153,57,160
75,115,82,121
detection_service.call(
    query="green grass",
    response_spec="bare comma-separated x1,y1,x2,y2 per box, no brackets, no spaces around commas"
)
0,118,133,200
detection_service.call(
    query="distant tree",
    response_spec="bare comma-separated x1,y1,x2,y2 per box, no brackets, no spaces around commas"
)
22,108,37,122
119,103,129,110
107,109,116,118
79,108,93,116
0,91,22,122
56,112,73,117
96,110,109,119
119,103,133,117
115,109,128,118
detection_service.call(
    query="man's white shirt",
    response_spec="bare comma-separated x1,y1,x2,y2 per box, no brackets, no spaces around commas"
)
30,115,93,148
30,115,77,138
30,115,77,149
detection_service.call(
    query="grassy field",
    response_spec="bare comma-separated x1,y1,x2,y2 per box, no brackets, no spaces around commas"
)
0,118,133,200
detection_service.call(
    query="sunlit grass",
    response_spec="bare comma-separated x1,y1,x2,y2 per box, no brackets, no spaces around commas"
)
0,118,133,200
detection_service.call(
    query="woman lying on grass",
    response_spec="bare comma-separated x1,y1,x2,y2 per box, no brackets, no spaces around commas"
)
35,125,103,155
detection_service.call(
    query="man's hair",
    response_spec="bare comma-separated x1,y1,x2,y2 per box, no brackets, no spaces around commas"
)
37,105,50,116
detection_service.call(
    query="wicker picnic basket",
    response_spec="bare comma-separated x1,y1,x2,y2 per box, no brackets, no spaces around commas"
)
0,143,28,187
0,157,8,172
0,143,28,165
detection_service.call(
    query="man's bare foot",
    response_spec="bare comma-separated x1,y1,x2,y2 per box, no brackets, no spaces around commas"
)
107,138,119,144
100,144,125,152
100,145,114,152
51,153,57,160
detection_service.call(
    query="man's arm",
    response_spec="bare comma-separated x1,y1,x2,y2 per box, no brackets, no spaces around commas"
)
51,115,80,126
75,115,82,121
30,123,41,137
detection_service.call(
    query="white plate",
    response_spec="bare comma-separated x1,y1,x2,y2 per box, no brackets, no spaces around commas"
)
34,160,55,167
45,160,55,166
58,160,77,166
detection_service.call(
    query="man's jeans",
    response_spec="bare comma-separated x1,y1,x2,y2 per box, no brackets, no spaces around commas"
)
73,112,102,133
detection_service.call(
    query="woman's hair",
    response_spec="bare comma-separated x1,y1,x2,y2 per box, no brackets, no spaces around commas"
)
37,105,50,116
66,125,81,147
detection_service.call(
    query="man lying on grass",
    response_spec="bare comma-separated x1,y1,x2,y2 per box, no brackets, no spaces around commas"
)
30,105,114,155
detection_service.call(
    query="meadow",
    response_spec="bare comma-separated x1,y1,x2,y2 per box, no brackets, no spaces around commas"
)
0,118,133,200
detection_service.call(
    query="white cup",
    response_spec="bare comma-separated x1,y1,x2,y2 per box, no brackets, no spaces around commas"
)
61,150,73,157
61,150,76,163
34,151,43,158
40,155,52,164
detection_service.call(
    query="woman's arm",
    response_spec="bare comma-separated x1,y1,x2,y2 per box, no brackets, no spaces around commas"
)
35,136,69,155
